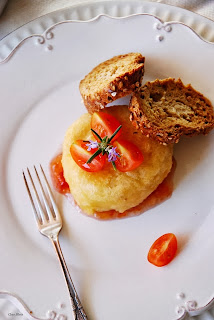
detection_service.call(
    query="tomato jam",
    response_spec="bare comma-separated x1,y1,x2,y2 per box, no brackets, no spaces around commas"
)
50,153,70,194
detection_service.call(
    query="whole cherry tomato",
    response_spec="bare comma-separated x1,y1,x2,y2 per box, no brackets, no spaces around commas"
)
147,233,177,267
70,140,105,172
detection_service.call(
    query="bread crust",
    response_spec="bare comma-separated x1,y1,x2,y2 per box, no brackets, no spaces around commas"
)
129,78,214,144
80,53,145,113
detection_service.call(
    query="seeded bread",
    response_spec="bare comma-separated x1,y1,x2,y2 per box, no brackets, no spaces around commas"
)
79,53,145,113
129,78,214,144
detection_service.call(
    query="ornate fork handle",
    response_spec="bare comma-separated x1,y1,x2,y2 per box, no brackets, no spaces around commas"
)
23,166,88,319
51,236,88,320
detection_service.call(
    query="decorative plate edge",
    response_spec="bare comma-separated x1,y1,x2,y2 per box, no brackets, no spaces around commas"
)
0,291,47,320
0,13,214,64
1,290,214,320
0,291,68,320
176,295,214,319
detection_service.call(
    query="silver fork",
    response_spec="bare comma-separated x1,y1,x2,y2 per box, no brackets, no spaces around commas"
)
23,165,88,320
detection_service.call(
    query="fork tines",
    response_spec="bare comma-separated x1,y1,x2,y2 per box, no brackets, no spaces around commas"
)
23,165,61,226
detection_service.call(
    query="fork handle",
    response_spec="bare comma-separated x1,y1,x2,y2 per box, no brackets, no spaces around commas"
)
51,237,88,320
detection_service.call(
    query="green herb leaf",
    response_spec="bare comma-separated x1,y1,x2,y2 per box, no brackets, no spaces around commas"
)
108,125,122,143
87,125,122,167
90,129,102,142
111,161,117,171
86,149,102,163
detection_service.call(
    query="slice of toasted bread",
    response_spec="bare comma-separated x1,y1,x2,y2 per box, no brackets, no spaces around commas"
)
129,78,214,144
79,53,145,113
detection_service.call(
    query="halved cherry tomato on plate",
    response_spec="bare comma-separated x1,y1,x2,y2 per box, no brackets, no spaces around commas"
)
113,139,144,172
70,140,105,172
50,153,70,194
91,112,122,142
147,233,177,267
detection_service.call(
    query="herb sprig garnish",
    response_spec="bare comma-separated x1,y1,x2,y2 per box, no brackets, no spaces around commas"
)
85,125,122,170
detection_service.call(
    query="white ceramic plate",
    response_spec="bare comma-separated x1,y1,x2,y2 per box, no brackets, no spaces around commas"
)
1,0,214,62
1,8,214,320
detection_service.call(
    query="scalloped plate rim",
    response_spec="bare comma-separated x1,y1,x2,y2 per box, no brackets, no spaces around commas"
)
1,12,214,65
1,0,214,43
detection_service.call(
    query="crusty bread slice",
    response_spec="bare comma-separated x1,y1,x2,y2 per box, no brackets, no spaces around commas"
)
129,78,214,144
79,53,145,114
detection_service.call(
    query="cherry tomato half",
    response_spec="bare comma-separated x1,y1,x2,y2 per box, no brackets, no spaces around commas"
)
50,153,70,194
113,139,144,172
91,112,122,142
147,233,177,267
70,140,105,172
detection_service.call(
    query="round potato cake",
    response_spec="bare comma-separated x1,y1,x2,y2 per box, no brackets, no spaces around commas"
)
62,105,173,216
